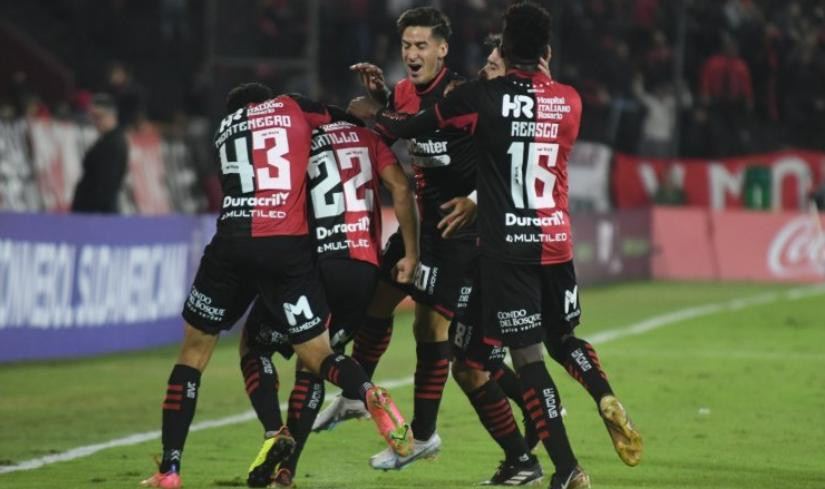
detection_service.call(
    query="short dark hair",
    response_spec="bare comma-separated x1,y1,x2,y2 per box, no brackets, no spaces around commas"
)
225,82,273,113
90,93,117,112
484,33,502,50
502,1,551,64
396,7,451,40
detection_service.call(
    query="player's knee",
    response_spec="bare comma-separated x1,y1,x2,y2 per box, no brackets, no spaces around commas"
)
292,333,334,376
452,361,488,392
413,306,450,342
365,280,405,317
510,343,544,369
543,332,566,364
177,323,219,371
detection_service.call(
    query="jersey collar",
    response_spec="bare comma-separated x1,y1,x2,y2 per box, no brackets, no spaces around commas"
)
414,66,449,95
506,67,552,82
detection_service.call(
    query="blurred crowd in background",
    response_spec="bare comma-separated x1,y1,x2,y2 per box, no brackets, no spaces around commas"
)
1,0,824,213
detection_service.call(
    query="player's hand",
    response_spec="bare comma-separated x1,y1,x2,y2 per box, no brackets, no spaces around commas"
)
392,255,418,284
347,96,382,120
438,197,477,238
444,79,465,95
538,56,551,77
350,62,387,100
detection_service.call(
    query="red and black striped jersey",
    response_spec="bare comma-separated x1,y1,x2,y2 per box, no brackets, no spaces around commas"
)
383,67,477,236
213,94,335,237
308,122,398,266
375,70,582,265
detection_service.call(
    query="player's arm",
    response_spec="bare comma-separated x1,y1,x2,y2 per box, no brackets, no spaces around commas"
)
290,93,364,128
350,81,480,140
374,138,419,284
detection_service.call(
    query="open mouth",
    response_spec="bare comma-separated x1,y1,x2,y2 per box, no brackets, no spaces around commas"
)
407,63,423,75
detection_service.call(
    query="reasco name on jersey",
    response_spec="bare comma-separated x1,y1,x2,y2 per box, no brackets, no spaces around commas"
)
222,193,290,208
316,216,370,240
311,130,360,151
511,121,559,138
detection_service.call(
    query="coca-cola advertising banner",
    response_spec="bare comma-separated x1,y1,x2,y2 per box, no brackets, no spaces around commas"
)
652,207,825,282
612,151,825,210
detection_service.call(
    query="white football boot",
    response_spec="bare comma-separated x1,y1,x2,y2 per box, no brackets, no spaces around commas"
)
311,394,370,431
369,432,442,470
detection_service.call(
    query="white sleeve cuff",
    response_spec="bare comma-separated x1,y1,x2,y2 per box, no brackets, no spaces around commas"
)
467,190,477,204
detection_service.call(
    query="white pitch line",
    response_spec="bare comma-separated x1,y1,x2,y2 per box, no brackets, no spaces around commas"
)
2,284,823,475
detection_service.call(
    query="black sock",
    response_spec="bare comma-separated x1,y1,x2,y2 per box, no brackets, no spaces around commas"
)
468,380,531,464
281,371,325,475
517,361,578,474
350,316,394,385
493,365,538,448
160,364,201,473
241,353,282,432
410,341,450,440
320,353,372,402
558,337,613,405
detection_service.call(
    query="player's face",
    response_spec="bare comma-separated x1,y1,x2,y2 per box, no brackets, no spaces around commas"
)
401,26,448,85
482,47,506,80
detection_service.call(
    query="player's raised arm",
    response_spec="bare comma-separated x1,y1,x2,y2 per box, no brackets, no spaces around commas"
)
375,138,420,284
350,62,391,106
290,93,364,128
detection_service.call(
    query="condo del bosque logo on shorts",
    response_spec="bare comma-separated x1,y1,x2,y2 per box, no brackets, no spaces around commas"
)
496,309,541,334
767,216,825,278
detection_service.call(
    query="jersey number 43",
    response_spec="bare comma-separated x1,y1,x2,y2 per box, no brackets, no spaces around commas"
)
219,128,291,193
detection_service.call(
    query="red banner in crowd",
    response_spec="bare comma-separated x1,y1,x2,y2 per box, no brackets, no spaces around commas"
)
127,127,171,214
652,207,825,282
613,151,825,210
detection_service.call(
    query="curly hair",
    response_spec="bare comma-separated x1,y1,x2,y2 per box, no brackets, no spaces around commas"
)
502,1,551,64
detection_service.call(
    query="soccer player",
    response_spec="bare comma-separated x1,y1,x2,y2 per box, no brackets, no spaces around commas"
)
313,7,479,470
141,83,414,489
349,3,643,488
239,119,419,487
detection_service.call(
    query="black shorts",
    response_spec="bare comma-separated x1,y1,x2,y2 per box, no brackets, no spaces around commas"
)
245,258,379,358
182,234,328,342
379,228,478,318
480,257,581,350
449,259,507,372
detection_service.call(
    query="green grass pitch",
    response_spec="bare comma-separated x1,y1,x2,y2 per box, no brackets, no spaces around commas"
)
1,281,824,488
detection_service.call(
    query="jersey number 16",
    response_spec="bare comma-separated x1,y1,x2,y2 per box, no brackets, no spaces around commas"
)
508,141,559,209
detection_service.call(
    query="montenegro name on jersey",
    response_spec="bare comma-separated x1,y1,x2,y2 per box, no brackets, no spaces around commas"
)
376,69,582,265
213,94,334,237
308,122,397,266
388,67,477,234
